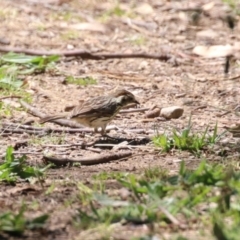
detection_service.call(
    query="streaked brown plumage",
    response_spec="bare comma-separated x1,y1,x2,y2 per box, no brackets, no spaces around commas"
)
40,89,139,135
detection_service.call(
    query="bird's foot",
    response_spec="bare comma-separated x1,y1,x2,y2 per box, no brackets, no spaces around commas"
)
101,134,123,142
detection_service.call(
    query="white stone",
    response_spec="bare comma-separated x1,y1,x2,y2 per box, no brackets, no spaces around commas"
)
160,106,184,119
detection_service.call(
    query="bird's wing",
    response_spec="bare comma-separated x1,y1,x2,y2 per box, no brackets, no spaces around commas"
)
69,96,116,119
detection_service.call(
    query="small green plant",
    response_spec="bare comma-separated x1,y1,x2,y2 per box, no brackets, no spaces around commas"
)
143,167,168,181
61,30,79,40
0,101,13,117
152,133,171,152
99,4,135,22
178,160,226,187
73,159,240,238
29,134,65,145
0,53,59,74
66,76,97,86
0,146,49,183
130,35,146,46
92,171,127,181
153,120,222,155
0,205,48,235
0,53,58,104
222,0,240,13
222,0,240,10
0,65,23,89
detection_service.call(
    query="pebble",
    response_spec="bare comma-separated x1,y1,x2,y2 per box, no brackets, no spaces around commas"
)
160,106,184,119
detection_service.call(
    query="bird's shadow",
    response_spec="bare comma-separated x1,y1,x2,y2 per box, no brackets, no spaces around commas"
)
93,135,151,149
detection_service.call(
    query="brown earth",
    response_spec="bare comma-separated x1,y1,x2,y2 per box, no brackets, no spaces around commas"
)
0,0,239,239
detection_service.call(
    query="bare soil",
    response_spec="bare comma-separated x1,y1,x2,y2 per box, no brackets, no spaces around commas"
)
0,0,239,239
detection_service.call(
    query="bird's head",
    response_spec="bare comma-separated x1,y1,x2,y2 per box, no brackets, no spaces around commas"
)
112,89,139,106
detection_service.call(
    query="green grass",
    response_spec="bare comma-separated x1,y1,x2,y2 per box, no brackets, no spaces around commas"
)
29,134,65,146
0,53,59,74
60,30,79,40
153,120,225,156
0,205,48,235
73,160,240,239
99,4,136,22
0,53,58,118
0,146,49,183
130,35,146,46
65,76,97,86
222,0,240,15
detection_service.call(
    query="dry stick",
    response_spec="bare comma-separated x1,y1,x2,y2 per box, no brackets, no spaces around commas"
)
158,206,186,229
2,123,44,131
2,128,46,135
43,151,132,166
120,108,149,113
1,123,117,134
0,95,22,100
0,46,171,61
94,143,151,149
42,142,95,148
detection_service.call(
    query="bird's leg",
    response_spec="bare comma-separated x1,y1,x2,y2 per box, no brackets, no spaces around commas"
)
94,126,112,139
101,125,123,141
94,127,99,134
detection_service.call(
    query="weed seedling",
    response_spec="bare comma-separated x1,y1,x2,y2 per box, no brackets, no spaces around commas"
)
0,146,49,183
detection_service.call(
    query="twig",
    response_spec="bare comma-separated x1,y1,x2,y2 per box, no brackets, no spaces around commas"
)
94,143,153,149
120,108,149,113
2,128,46,135
43,151,132,166
122,129,147,134
192,105,207,111
42,142,94,148
1,123,117,135
86,147,102,153
13,151,43,155
159,206,186,229
0,95,22,101
0,46,171,61
159,206,180,225
2,123,44,130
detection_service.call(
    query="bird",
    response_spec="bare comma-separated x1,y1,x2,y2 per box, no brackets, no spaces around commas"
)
40,89,139,135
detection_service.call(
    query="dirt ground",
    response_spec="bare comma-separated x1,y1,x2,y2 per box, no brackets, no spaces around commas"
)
0,0,240,239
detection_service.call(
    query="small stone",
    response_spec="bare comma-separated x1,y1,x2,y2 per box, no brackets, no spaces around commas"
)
135,3,154,15
160,106,184,119
145,108,161,118
119,188,130,200
67,44,74,50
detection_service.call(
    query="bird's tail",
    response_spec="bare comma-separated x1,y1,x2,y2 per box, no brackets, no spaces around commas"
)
39,114,67,124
